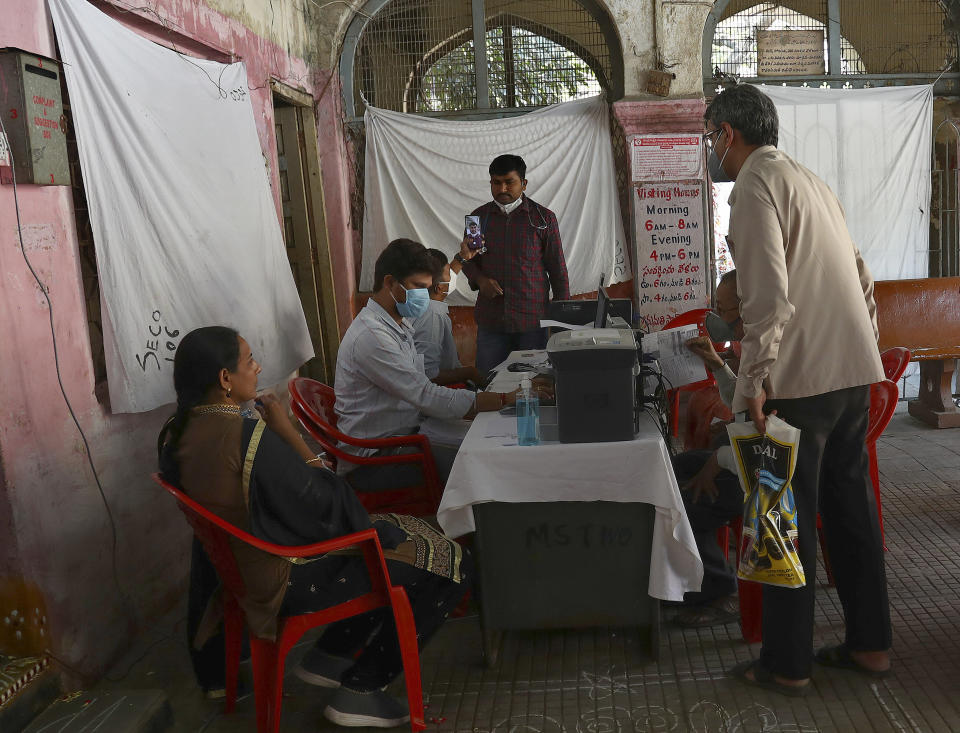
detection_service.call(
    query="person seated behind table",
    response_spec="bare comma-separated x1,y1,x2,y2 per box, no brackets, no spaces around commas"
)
158,326,472,727
671,269,746,628
335,238,546,493
411,248,484,386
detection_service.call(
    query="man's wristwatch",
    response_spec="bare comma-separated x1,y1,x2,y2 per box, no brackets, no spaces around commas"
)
453,253,466,265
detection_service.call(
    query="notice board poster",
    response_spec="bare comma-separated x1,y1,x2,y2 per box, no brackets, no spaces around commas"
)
635,181,709,331
630,134,704,181
757,30,825,76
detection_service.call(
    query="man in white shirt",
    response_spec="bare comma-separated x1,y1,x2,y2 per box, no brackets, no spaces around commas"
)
705,84,889,694
335,238,521,493
412,249,484,386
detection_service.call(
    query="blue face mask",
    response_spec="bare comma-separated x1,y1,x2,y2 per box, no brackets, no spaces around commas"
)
393,283,430,319
707,130,732,183
705,311,741,342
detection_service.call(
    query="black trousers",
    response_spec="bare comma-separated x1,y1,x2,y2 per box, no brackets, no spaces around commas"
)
671,450,743,604
187,538,230,692
282,550,473,691
760,385,891,679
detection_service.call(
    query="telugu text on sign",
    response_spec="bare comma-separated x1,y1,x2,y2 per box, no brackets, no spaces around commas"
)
757,30,825,76
635,181,709,331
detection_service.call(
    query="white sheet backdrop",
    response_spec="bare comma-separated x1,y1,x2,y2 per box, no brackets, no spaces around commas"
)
362,96,630,304
50,0,313,413
754,84,932,281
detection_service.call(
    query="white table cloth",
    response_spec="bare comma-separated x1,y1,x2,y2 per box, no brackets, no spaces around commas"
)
437,356,704,601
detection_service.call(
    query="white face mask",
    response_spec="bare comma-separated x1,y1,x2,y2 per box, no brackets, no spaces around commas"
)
496,196,523,215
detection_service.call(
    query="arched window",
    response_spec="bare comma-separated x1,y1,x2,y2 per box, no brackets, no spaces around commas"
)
413,21,603,112
702,1,958,91
342,0,622,120
713,4,864,78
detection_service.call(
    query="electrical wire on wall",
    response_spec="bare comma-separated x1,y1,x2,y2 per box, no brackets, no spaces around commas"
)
0,114,136,672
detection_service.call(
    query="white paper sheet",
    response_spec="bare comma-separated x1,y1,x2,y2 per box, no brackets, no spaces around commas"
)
50,0,313,412
539,319,594,331
645,325,707,389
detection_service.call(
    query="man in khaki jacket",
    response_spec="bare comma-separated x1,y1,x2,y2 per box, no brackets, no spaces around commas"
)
704,85,890,695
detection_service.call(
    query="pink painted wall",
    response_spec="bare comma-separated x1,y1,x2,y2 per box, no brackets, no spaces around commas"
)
0,0,357,683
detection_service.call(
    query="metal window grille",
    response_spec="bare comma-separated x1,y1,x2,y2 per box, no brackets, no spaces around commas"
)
712,1,954,78
932,119,960,278
353,0,612,117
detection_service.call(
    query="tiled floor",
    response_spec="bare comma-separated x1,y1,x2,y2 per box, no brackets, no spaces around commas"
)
97,410,960,732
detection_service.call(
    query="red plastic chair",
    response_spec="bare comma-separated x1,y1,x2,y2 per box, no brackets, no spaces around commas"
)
818,378,899,576
288,377,442,516
662,308,716,437
725,379,900,642
152,473,426,733
683,386,734,451
880,346,911,383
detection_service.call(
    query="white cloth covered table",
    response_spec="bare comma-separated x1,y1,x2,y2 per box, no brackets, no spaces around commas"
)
437,396,703,602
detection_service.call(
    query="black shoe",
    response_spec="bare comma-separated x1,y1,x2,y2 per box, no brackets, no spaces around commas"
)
323,687,411,728
294,648,354,688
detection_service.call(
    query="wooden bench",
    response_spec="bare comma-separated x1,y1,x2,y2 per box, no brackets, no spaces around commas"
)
874,277,960,428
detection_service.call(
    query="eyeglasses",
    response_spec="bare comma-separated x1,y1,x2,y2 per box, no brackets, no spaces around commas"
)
703,128,723,150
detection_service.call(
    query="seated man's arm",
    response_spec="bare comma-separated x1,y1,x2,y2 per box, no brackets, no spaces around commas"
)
430,314,483,385
712,364,737,407
685,335,736,407
354,330,474,419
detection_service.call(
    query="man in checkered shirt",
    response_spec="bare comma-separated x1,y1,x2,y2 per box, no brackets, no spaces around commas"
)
459,154,571,374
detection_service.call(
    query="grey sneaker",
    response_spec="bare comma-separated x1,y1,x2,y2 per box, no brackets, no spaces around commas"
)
293,648,353,688
323,687,411,728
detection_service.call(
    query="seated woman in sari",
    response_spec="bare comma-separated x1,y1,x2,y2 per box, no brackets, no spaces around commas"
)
159,326,471,728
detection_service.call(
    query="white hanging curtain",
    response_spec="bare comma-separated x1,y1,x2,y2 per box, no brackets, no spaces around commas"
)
362,96,630,303
50,0,313,413
757,84,932,281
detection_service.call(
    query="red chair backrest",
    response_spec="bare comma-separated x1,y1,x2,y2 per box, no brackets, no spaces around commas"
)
662,307,711,333
289,378,356,455
155,475,249,601
880,347,911,383
866,379,899,445
290,377,339,429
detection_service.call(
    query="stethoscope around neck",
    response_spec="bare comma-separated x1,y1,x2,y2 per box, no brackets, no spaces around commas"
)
482,199,549,232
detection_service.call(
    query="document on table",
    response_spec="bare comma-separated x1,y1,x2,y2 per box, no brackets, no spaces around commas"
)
646,325,706,389
539,319,593,331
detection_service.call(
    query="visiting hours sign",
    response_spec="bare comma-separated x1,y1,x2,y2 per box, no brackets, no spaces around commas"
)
634,181,709,331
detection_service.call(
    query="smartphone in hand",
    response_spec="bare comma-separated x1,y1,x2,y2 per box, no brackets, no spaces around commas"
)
464,215,486,254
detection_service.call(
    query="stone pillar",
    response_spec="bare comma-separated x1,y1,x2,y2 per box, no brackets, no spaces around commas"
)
612,99,710,330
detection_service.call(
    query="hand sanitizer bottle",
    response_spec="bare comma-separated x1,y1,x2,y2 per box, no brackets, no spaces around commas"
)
516,376,540,446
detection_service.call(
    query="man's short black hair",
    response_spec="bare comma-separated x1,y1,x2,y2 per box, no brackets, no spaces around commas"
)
719,268,737,288
373,238,436,291
425,248,449,291
489,154,526,180
704,85,779,148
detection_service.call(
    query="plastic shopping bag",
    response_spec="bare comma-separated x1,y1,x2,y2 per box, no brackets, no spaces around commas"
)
726,415,806,588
